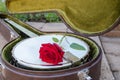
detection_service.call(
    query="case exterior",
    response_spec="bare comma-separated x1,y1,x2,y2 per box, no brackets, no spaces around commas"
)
1,0,117,80
0,17,102,80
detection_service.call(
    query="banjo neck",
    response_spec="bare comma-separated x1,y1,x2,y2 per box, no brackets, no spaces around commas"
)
0,13,42,38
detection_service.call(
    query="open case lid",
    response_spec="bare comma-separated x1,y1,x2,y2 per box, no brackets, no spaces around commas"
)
6,0,120,36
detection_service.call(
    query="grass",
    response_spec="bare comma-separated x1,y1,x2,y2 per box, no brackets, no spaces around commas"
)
0,0,61,22
13,13,61,22
0,0,7,12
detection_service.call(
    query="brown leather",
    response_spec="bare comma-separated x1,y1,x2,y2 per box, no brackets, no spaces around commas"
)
0,19,11,41
0,19,19,41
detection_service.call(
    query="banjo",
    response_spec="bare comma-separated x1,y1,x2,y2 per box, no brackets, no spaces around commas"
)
4,17,90,70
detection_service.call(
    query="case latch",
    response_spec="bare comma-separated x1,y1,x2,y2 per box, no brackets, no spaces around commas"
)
78,69,92,80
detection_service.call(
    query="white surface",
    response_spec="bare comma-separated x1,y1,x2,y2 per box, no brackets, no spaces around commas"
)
12,34,89,69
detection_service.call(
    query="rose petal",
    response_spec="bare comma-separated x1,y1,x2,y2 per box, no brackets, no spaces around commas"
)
39,43,65,64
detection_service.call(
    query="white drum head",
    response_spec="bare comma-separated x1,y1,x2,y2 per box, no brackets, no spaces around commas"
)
12,34,90,69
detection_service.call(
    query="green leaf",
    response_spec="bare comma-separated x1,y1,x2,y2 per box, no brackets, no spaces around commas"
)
52,37,59,42
70,43,86,50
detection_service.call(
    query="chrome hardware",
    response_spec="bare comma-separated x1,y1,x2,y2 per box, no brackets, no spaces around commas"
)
78,69,92,80
10,31,17,41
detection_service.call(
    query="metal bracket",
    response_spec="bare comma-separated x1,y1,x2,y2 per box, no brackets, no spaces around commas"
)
10,31,17,41
77,69,92,80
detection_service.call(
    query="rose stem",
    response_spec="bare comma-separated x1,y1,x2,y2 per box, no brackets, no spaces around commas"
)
59,34,66,45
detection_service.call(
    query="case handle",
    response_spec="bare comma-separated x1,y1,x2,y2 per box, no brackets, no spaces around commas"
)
78,69,92,80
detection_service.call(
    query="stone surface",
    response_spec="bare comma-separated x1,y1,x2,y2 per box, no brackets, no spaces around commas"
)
100,36,120,80
100,37,120,54
114,72,120,80
103,24,120,37
41,23,72,32
26,22,45,30
113,24,120,31
26,22,73,33
91,37,115,80
106,54,120,71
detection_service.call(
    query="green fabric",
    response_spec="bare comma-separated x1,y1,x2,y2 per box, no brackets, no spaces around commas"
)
6,0,120,34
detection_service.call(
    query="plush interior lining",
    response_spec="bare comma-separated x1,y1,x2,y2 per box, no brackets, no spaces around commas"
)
6,0,120,34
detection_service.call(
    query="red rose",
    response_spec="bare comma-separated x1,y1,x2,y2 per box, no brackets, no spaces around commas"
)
39,43,64,64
